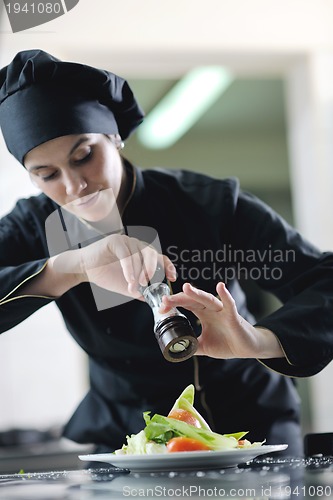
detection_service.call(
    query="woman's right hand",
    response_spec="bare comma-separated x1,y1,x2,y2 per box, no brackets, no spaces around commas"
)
52,233,177,299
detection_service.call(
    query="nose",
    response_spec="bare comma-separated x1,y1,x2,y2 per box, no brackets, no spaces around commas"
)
64,171,87,196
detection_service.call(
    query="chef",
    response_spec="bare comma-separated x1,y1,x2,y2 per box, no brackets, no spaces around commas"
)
1,49,332,458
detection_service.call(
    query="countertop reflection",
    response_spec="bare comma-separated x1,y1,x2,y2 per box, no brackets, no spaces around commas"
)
1,456,333,499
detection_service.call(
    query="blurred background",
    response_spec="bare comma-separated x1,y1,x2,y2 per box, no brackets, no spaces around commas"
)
0,0,333,471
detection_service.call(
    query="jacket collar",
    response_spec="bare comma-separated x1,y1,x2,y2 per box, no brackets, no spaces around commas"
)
121,160,145,223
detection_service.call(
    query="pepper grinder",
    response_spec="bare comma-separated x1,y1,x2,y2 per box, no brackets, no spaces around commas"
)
141,282,198,362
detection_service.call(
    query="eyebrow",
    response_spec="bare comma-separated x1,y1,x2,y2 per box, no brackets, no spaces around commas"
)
27,136,90,172
68,136,90,156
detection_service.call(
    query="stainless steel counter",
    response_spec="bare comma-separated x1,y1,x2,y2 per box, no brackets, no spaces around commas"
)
0,438,93,474
1,456,333,499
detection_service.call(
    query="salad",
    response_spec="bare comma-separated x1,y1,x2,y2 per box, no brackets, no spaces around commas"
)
115,385,264,455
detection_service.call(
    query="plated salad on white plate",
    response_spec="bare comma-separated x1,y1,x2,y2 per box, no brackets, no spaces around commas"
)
115,384,264,455
79,385,288,471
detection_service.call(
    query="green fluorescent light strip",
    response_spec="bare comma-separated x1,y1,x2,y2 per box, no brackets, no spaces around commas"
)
137,66,234,149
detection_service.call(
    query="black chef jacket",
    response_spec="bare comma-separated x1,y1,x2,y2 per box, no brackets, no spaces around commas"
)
1,162,333,456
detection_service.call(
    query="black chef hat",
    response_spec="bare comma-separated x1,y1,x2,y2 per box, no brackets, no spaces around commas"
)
0,49,144,164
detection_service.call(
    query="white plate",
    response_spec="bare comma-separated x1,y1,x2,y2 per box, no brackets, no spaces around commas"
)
79,444,288,472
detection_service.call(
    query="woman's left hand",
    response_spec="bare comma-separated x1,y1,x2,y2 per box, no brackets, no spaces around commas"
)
160,282,284,360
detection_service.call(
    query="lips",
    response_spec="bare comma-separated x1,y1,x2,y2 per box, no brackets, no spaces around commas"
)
71,191,100,207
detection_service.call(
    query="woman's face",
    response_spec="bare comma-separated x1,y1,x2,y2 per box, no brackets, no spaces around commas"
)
24,133,125,222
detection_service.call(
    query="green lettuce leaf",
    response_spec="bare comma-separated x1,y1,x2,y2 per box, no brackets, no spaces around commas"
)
119,430,148,455
145,414,248,450
169,384,211,430
115,385,253,455
116,429,167,455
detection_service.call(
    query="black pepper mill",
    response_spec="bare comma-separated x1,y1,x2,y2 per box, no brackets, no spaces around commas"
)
141,282,198,362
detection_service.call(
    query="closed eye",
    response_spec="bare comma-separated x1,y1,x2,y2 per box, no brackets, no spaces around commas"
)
40,171,59,182
72,147,93,165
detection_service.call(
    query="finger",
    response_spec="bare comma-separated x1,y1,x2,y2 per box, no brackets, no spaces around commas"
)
128,241,148,285
118,256,137,290
182,283,223,312
216,282,236,311
137,245,177,286
131,240,157,286
162,255,177,282
122,237,153,287
138,245,158,286
112,240,137,285
160,288,219,317
161,293,207,312
139,246,177,285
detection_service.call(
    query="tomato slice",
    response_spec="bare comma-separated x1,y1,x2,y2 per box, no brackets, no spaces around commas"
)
168,409,201,428
167,437,212,452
